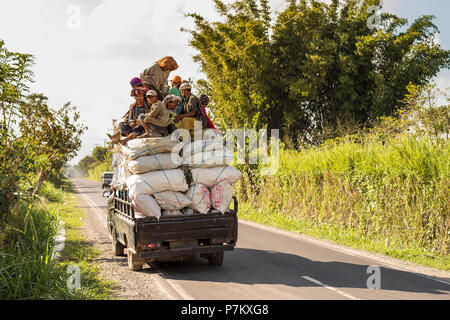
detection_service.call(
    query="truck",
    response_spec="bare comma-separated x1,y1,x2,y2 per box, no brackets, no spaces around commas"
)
106,187,238,271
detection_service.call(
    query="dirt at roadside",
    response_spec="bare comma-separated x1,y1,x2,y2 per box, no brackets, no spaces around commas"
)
77,190,170,300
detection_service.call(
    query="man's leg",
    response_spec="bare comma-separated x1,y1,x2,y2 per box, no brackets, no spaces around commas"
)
119,132,137,145
180,117,196,130
120,122,132,137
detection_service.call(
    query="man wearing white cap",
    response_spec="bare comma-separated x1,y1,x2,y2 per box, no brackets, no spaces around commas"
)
138,90,170,137
175,82,208,131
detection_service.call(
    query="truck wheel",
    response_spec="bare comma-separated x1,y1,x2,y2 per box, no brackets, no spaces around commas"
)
208,252,224,266
128,251,145,271
112,232,124,256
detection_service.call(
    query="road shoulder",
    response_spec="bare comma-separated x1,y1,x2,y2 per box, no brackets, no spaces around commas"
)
239,219,450,285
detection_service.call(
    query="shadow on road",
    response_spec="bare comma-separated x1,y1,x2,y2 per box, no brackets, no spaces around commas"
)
148,248,450,296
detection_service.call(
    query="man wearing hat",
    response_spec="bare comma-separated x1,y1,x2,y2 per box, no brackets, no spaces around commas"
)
137,90,170,137
174,82,208,132
167,75,182,98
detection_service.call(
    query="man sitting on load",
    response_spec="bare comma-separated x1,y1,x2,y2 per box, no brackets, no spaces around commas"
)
174,82,208,132
138,90,171,137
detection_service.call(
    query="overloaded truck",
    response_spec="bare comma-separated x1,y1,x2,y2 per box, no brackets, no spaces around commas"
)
107,187,238,270
106,135,242,270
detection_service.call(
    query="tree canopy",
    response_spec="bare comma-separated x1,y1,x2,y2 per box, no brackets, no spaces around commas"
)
0,40,86,219
186,0,450,146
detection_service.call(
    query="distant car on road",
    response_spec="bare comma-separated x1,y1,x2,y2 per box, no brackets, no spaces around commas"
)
101,172,114,190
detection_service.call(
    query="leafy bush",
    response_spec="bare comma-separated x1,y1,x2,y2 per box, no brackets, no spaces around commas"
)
0,201,59,299
236,133,449,262
40,181,66,203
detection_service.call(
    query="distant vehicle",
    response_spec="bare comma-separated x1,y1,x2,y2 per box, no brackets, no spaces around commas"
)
101,172,114,190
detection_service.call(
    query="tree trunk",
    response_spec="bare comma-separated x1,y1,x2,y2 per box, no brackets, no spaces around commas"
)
33,167,50,196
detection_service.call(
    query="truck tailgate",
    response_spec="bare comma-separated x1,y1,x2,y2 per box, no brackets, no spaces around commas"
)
137,213,238,242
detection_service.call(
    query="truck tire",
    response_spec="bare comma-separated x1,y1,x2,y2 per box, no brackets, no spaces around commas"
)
112,232,124,256
208,252,224,266
128,251,145,271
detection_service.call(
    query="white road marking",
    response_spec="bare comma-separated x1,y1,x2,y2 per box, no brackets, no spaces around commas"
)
72,179,193,301
302,276,360,300
239,220,450,286
71,181,108,228
52,222,66,260
148,263,195,300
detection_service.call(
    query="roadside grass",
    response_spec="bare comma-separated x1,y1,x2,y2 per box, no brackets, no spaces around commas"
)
45,180,118,299
0,199,60,299
236,134,449,271
0,180,117,299
87,161,110,183
238,204,450,271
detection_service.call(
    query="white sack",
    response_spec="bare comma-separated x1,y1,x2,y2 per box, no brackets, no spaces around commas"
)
127,153,182,174
132,194,161,219
190,166,243,187
161,210,184,217
117,158,132,190
111,152,121,168
154,191,192,211
111,167,119,188
126,169,188,199
182,139,225,158
121,136,183,159
183,148,234,168
210,182,233,214
185,183,211,214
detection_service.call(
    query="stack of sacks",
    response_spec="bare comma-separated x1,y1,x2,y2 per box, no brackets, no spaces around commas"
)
119,136,189,219
183,138,242,214
111,152,120,189
112,134,243,218
182,139,234,168
120,136,181,160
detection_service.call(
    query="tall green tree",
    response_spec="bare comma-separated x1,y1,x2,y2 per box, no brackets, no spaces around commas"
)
272,0,450,144
0,40,35,217
186,0,450,145
18,93,87,195
185,0,274,130
92,146,110,163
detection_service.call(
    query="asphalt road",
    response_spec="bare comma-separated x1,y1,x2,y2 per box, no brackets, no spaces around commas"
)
71,178,450,300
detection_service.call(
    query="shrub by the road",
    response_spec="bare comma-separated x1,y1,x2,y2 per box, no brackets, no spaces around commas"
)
236,133,449,270
0,181,114,299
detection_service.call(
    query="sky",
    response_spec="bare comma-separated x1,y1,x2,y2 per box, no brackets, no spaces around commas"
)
0,0,449,165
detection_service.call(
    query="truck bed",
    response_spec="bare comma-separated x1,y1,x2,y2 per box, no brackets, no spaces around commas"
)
107,189,238,262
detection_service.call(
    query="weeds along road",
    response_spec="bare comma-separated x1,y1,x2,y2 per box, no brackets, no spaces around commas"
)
71,178,450,300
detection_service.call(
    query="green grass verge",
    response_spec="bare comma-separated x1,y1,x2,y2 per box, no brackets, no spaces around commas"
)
0,180,117,299
235,134,449,271
238,203,450,271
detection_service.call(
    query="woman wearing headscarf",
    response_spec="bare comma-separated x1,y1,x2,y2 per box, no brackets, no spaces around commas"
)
140,56,178,100
111,87,149,145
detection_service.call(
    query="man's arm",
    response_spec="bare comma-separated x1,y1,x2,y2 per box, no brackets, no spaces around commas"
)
146,101,163,118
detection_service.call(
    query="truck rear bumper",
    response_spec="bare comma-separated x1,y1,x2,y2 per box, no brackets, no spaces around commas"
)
139,244,235,259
